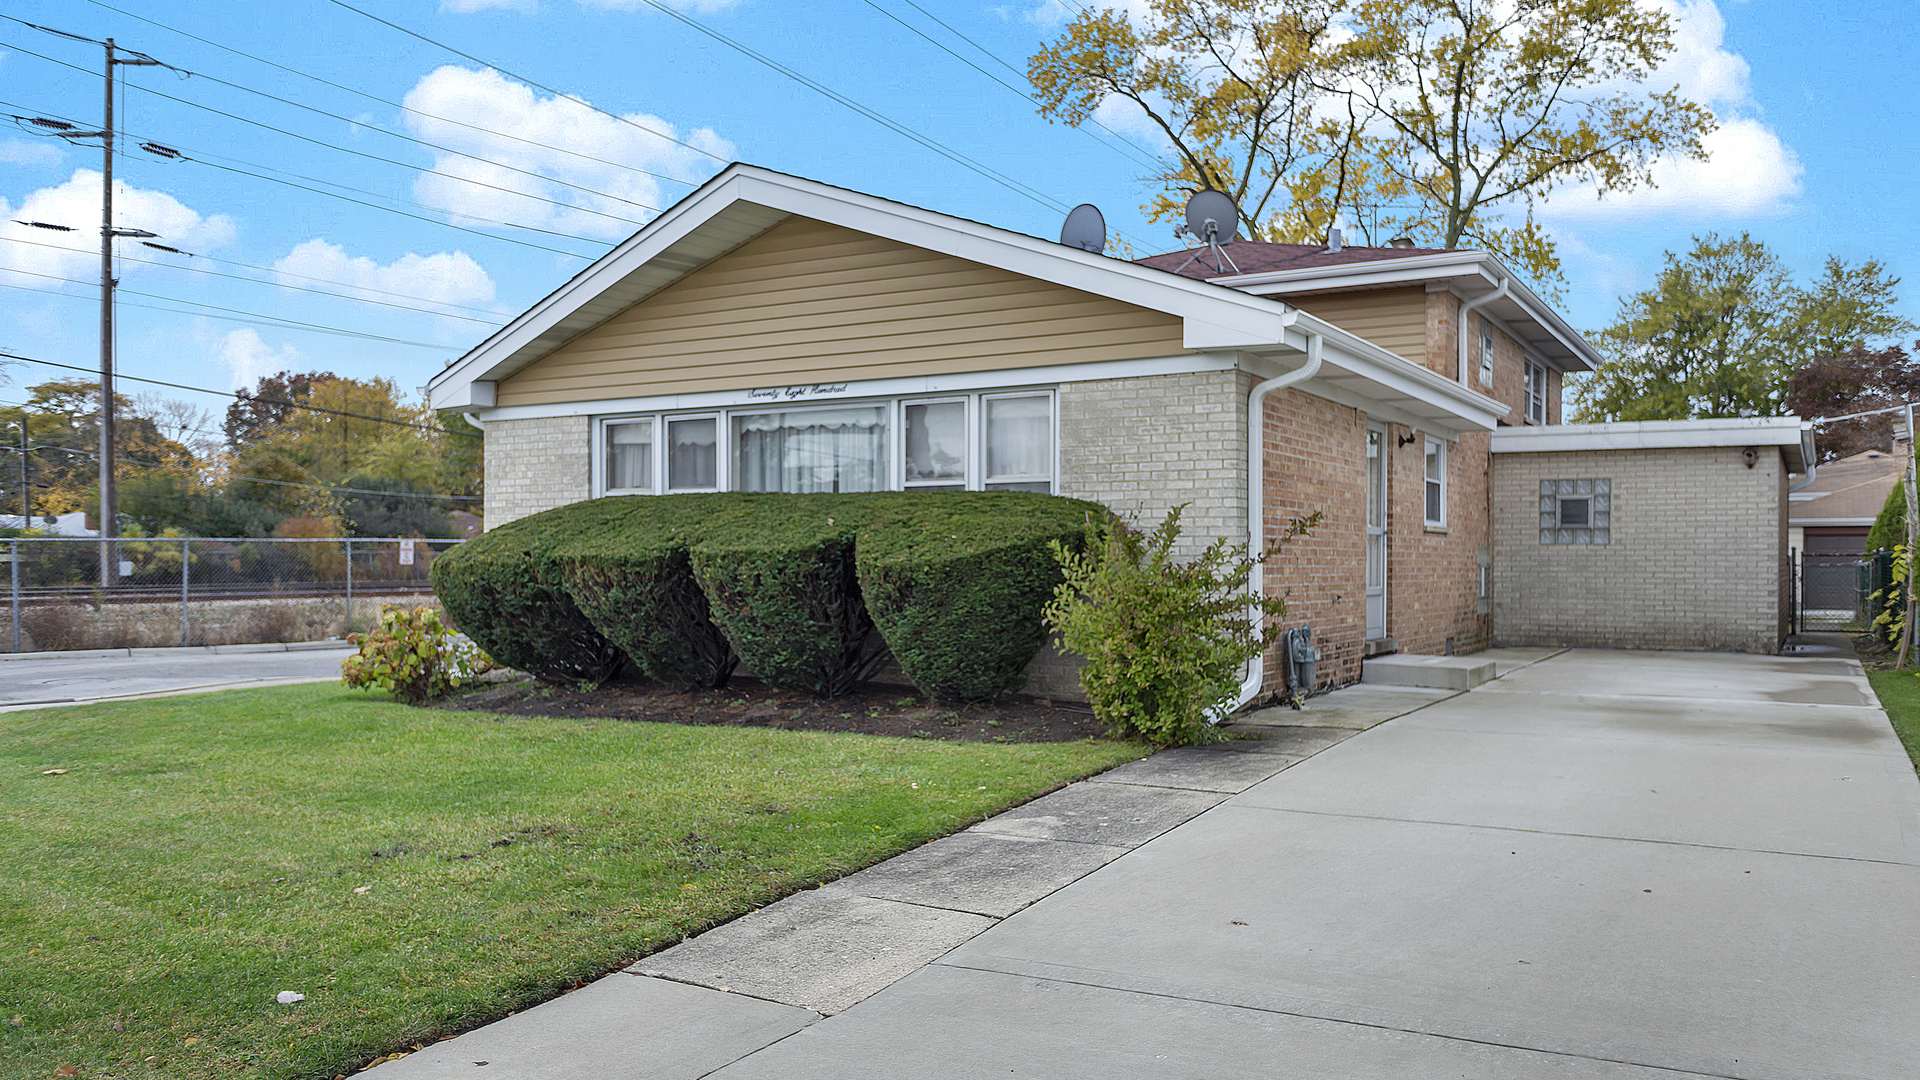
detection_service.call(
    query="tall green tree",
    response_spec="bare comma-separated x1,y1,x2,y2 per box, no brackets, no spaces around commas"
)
1573,234,1915,423
1027,0,1714,288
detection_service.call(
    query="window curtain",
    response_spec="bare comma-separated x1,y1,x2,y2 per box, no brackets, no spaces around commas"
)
606,420,652,491
985,396,1049,480
667,418,717,490
732,408,886,493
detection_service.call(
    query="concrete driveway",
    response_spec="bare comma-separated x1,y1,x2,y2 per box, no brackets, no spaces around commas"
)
0,642,354,710
377,647,1920,1080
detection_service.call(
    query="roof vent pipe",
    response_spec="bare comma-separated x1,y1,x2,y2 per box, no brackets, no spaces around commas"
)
1325,227,1343,253
1232,323,1322,716
1456,274,1512,385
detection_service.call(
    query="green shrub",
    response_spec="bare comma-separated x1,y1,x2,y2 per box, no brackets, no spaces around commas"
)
856,492,1102,701
691,502,888,697
434,491,1108,700
429,511,630,685
554,496,739,690
340,605,494,705
1043,505,1318,747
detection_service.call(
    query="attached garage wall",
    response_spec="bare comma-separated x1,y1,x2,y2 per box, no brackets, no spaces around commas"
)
1491,445,1786,653
496,216,1189,406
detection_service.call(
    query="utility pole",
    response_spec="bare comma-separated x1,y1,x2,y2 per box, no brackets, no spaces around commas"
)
95,39,161,588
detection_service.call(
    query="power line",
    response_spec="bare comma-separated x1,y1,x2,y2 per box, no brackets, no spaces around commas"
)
1,97,606,259
0,352,480,439
7,438,481,503
613,0,1072,214
857,0,1164,173
2,234,506,326
0,43,656,231
318,0,728,163
76,0,706,190
0,271,456,349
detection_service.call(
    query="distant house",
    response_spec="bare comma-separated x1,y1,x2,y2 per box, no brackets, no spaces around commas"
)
427,163,1808,699
1788,443,1907,556
0,512,94,537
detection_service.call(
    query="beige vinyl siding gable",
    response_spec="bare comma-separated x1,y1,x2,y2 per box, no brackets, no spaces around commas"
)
1284,287,1429,369
496,216,1188,406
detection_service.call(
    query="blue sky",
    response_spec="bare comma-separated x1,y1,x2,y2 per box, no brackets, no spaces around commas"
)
0,0,1911,434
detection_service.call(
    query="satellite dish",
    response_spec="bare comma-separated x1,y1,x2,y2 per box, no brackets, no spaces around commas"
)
1060,203,1106,254
1184,190,1239,245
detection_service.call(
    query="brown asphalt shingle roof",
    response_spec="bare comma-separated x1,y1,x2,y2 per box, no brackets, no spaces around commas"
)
1134,240,1457,281
1790,447,1907,523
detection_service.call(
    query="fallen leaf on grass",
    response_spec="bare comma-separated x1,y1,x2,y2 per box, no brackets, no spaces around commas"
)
7,1015,19,1026
352,885,371,894
41,769,67,776
276,991,305,1004
55,1067,78,1077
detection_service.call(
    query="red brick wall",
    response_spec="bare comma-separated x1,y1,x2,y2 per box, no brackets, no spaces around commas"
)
1258,387,1369,691
1386,426,1493,656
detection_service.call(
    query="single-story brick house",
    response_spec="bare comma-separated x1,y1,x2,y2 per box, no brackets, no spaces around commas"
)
426,164,1806,701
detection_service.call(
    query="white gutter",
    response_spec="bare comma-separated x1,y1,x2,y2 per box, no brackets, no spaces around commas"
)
1455,273,1511,384
1234,321,1322,713
1787,423,1818,494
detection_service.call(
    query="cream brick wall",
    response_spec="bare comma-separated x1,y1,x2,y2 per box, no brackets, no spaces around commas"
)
1492,446,1785,653
1057,368,1250,551
482,415,591,528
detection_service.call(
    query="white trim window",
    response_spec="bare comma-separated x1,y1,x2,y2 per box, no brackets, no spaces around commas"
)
595,390,1054,496
1478,321,1495,387
1524,360,1549,424
1424,437,1447,527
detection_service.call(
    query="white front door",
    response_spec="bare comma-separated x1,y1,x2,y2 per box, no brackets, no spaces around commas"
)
1366,425,1387,641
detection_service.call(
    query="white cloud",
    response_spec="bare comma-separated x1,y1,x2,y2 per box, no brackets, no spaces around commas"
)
0,170,236,288
1652,0,1750,109
401,66,733,241
0,139,63,166
1551,118,1801,219
272,239,497,311
217,329,302,392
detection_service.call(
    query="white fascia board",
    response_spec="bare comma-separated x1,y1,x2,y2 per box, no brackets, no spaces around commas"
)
1791,517,1877,527
1491,417,1810,456
473,352,1244,422
430,164,1296,409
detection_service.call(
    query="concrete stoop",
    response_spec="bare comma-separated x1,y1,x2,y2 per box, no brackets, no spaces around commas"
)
1362,653,1496,691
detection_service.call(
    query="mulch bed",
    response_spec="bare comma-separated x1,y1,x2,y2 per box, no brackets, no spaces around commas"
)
436,677,1112,744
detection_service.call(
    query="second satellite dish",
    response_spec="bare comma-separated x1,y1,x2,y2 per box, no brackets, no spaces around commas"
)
1060,203,1106,254
1185,190,1239,244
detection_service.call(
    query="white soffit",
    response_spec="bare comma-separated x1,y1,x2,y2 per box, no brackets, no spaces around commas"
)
1491,418,1811,472
428,165,1300,408
1278,313,1506,438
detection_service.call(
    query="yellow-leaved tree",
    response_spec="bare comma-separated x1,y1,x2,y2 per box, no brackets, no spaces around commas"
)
1029,0,1717,291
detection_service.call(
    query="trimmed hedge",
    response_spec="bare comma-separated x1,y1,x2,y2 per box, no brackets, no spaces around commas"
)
428,510,630,685
550,496,741,690
856,492,1098,701
432,491,1104,699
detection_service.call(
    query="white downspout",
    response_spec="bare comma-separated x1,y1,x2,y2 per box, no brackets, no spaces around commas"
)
1233,324,1322,713
1456,275,1512,385
1786,424,1817,494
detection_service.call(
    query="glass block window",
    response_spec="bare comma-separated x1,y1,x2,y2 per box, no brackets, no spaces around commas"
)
1539,478,1610,544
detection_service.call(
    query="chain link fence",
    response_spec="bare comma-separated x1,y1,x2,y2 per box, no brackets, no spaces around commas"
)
2,536,465,653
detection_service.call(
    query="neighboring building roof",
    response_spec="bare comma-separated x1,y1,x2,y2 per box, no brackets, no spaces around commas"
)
1134,239,1601,374
428,163,1507,438
1788,446,1906,526
1489,417,1812,474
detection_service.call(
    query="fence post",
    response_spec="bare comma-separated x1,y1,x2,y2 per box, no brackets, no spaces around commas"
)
180,537,191,647
9,540,18,654
344,536,353,633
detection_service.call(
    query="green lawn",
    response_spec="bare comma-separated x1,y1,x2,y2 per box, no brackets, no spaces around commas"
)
1866,670,1920,773
0,684,1142,1080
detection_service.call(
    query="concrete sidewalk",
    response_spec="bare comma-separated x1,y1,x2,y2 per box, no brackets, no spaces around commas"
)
377,647,1920,1080
0,642,355,711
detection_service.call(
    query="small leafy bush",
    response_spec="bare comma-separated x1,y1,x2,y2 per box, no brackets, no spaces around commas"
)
429,512,630,686
1044,505,1318,747
341,605,494,705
